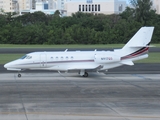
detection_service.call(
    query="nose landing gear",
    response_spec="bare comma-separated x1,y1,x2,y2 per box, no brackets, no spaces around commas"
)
18,73,21,78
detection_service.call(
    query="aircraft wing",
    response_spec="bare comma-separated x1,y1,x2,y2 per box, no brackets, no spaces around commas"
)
45,65,103,71
67,65,103,71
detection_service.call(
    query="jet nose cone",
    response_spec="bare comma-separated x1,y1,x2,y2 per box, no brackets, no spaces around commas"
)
4,63,9,69
4,61,21,71
4,62,13,69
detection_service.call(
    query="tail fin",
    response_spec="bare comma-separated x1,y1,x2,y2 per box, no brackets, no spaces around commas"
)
119,27,154,58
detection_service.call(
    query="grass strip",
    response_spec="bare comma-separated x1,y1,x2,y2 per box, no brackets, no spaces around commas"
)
0,44,160,48
1,54,24,64
0,44,124,48
135,53,160,63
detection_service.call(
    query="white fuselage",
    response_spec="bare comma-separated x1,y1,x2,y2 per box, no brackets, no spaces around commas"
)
4,51,124,72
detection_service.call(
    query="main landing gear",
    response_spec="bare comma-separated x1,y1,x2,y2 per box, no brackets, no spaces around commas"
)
79,70,88,77
83,72,88,77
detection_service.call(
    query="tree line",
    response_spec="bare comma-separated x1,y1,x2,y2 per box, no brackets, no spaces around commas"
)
0,0,160,44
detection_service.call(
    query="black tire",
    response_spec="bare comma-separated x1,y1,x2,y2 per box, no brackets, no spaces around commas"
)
18,74,21,78
83,72,88,77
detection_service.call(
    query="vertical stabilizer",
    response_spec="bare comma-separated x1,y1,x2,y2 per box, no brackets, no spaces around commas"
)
120,27,154,57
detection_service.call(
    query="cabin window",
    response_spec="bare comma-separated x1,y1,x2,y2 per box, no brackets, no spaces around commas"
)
20,55,27,59
20,55,32,59
26,55,32,59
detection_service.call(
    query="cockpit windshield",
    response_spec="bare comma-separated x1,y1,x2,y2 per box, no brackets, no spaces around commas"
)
20,55,32,59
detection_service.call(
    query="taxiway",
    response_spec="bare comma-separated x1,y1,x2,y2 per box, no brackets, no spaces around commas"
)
0,73,160,120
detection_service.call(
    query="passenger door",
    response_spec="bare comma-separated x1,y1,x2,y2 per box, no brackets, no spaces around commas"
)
40,54,47,67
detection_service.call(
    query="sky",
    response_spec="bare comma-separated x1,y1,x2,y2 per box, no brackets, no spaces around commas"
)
126,0,130,4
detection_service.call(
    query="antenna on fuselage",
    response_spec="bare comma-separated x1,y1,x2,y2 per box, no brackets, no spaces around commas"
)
64,49,68,52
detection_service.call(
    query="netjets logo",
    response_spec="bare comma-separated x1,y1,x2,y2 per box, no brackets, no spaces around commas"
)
101,57,113,60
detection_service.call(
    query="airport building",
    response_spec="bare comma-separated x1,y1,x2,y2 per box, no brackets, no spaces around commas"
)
18,0,66,16
0,0,126,16
20,0,57,15
0,0,13,13
64,0,127,16
2,0,160,16
152,0,160,14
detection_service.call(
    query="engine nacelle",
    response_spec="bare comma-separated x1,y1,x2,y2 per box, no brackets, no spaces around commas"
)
94,54,120,64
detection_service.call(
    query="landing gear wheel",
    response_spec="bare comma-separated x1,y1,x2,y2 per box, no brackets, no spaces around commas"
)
18,74,21,78
83,72,88,77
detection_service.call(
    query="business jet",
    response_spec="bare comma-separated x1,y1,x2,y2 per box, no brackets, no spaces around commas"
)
4,27,154,77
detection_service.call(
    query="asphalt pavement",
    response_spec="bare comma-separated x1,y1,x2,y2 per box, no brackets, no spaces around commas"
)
0,73,160,120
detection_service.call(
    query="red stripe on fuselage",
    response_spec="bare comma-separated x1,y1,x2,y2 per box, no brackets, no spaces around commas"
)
121,47,149,60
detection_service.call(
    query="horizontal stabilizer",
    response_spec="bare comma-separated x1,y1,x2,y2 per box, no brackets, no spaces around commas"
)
121,61,134,66
129,45,155,48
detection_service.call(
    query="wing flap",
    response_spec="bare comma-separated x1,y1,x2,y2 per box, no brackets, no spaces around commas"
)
120,61,134,66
